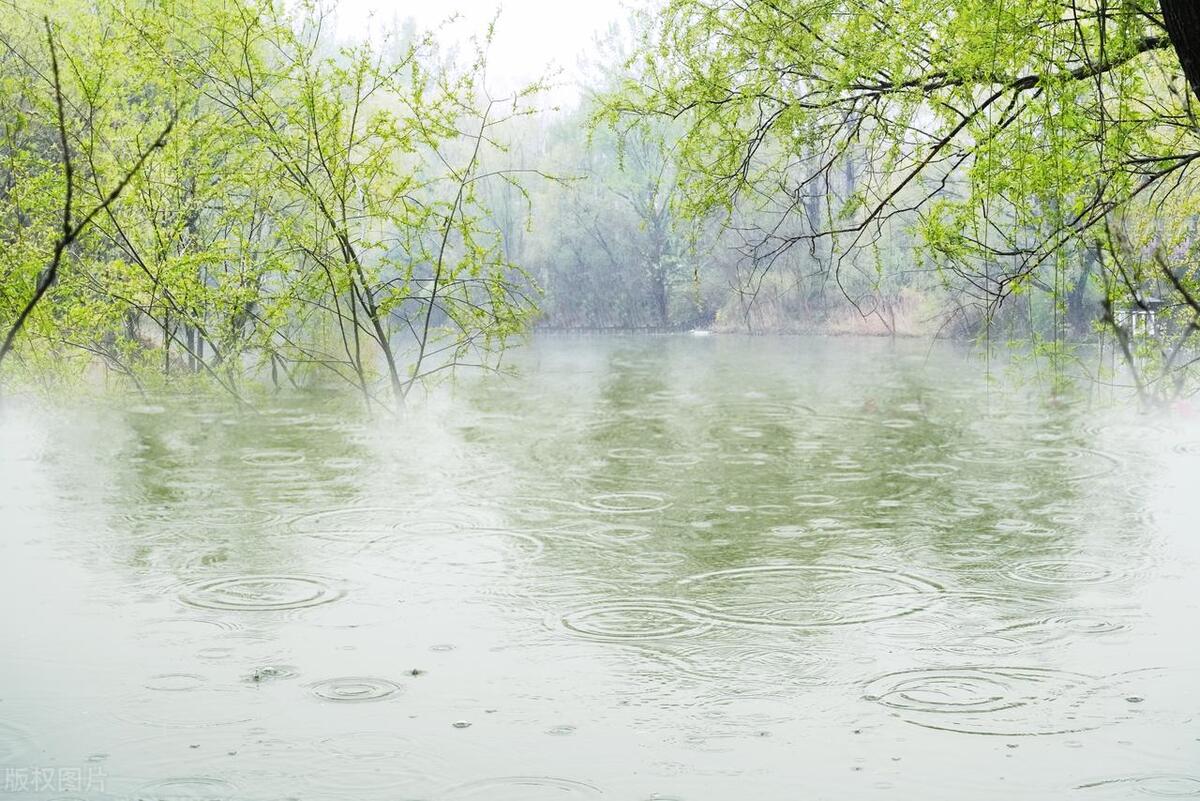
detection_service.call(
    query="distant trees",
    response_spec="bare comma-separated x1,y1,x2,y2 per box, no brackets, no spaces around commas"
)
519,111,714,330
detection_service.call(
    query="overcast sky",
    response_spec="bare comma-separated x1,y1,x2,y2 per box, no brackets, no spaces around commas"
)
329,0,631,104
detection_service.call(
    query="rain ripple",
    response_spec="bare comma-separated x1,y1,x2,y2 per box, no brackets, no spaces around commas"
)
1078,775,1200,797
439,776,603,800
676,564,943,628
304,731,447,795
143,673,207,692
291,505,484,535
1022,446,1122,482
179,575,345,612
575,492,672,514
133,777,238,800
557,599,714,643
240,448,306,467
862,666,1150,736
1004,559,1119,587
660,640,834,686
308,677,404,703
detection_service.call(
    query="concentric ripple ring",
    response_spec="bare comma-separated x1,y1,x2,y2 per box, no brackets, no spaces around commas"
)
309,676,404,703
677,564,943,628
180,575,344,611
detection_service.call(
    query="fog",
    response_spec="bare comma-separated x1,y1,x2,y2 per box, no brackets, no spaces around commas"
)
2,0,1199,798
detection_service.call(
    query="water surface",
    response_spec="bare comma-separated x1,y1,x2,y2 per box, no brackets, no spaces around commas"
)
2,335,1198,800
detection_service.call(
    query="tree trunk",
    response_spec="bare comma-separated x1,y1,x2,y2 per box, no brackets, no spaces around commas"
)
1068,245,1098,338
186,325,195,372
1161,0,1200,102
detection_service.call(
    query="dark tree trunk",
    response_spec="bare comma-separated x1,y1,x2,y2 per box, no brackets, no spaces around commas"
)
1161,0,1200,102
803,172,824,270
651,262,670,327
186,325,195,372
1068,245,1098,338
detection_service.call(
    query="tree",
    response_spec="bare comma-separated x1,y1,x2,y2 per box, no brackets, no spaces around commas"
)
0,0,548,406
0,15,173,378
525,111,706,330
604,0,1200,395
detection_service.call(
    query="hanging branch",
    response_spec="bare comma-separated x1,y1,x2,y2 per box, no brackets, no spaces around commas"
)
0,18,175,371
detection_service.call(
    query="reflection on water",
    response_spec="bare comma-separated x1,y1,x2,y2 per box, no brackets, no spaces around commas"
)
1,335,1199,800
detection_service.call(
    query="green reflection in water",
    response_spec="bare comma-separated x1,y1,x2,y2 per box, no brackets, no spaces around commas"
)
0,334,1195,801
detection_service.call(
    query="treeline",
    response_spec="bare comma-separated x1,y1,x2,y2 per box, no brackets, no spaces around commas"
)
514,101,935,336
4,0,1200,403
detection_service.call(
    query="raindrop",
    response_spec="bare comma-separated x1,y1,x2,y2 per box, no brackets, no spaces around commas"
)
244,665,298,683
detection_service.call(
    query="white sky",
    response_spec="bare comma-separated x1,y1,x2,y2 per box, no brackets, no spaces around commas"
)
330,0,630,104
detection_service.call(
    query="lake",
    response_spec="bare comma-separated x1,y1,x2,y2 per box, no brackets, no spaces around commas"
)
1,334,1198,800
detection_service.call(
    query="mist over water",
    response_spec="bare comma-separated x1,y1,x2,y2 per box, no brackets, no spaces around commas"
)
2,334,1198,800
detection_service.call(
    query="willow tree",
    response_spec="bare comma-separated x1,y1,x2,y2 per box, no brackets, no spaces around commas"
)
152,4,546,406
0,0,545,406
605,0,1200,396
